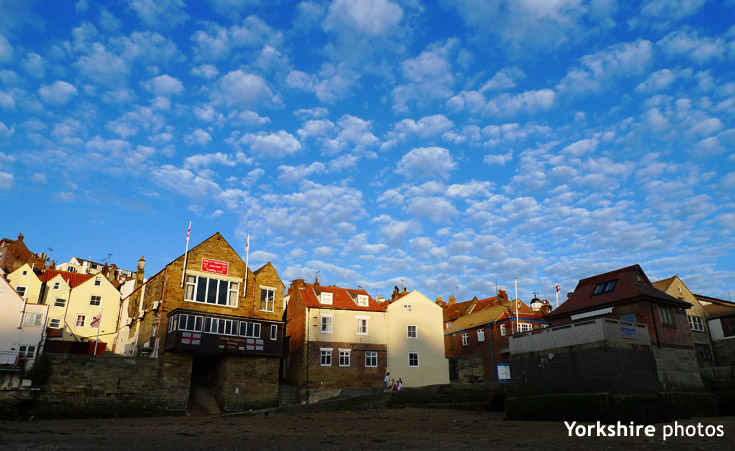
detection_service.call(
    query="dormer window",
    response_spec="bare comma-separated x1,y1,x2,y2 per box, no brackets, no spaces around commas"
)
592,279,617,295
320,292,333,305
357,295,368,307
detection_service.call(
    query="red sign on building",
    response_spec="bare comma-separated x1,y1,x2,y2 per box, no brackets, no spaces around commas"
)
201,258,229,275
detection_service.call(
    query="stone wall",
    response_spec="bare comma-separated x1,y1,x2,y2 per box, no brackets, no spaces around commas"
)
30,354,172,418
652,347,706,392
211,354,280,409
712,339,735,366
306,341,386,390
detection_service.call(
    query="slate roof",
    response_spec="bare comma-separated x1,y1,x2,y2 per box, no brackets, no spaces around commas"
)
546,264,691,320
39,269,94,289
301,282,386,312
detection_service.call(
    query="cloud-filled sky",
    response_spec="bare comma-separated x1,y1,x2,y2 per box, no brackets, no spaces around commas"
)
1,0,734,304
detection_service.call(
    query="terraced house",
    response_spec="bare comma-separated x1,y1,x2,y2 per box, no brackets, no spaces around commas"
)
128,232,285,412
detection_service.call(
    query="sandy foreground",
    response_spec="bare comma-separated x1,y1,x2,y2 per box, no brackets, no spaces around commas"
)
0,408,733,450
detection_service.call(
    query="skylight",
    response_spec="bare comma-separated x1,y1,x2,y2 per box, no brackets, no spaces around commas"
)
592,279,617,295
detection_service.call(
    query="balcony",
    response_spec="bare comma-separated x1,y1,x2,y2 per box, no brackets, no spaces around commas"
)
0,350,23,371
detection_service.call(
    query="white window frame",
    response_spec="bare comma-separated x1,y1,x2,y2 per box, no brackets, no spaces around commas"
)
23,312,43,327
53,282,60,290
18,345,36,358
518,323,533,333
339,349,350,367
49,318,62,328
270,324,278,340
408,352,419,367
403,304,412,312
76,315,86,327
184,274,238,308
688,315,705,332
356,316,369,335
462,333,469,346
168,315,178,332
89,295,102,306
54,298,66,307
365,351,378,367
16,286,27,298
357,294,369,307
178,314,204,332
320,314,333,334
260,286,275,312
500,324,507,336
477,328,485,342
407,325,417,339
320,292,333,305
659,306,675,326
239,321,261,338
320,348,333,366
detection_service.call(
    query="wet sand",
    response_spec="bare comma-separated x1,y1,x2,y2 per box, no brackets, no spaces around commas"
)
0,408,732,450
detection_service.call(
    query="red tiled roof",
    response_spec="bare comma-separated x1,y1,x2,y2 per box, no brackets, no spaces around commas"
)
301,283,386,312
39,269,94,289
546,264,691,319
443,295,501,322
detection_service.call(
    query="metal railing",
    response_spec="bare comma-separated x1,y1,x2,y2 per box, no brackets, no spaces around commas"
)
0,350,20,366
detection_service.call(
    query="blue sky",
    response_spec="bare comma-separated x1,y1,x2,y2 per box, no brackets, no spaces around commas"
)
1,0,734,304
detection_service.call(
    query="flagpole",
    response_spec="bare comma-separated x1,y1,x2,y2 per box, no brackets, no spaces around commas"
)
181,221,191,287
555,282,560,309
514,277,518,333
93,309,102,356
245,234,250,292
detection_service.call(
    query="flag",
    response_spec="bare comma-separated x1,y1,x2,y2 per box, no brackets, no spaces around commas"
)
245,234,249,255
555,282,561,293
90,312,102,328
186,221,191,244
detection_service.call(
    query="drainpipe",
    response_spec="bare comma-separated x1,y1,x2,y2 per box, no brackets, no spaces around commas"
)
649,301,661,348
17,263,35,329
305,306,310,404
488,324,496,382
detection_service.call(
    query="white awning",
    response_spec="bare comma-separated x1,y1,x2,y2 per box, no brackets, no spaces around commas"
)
571,307,613,321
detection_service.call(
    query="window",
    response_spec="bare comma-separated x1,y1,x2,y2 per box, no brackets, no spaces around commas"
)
240,321,261,338
178,314,203,332
659,306,676,327
320,348,332,366
49,318,61,328
688,315,705,332
357,295,369,307
356,317,368,335
270,324,278,340
722,317,735,338
94,278,101,286
54,298,65,307
168,315,178,332
407,325,417,339
320,292,333,305
76,315,86,327
477,328,485,342
403,304,412,312
339,349,350,367
518,323,533,333
217,319,237,335
695,344,712,361
53,282,60,290
500,324,506,336
320,315,333,333
204,317,219,334
184,275,238,307
16,286,26,298
23,313,43,327
408,352,419,367
89,295,101,306
620,313,636,323
462,333,469,346
365,351,377,367
18,345,36,358
592,279,617,295
260,287,275,312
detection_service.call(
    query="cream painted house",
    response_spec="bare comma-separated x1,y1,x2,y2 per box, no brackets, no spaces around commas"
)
386,290,449,387
0,276,48,387
39,270,121,351
6,263,43,304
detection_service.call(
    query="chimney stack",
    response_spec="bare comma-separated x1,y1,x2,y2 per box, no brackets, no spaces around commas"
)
448,295,456,306
135,256,145,289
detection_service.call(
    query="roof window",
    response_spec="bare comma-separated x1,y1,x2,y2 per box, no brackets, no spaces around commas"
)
592,279,617,295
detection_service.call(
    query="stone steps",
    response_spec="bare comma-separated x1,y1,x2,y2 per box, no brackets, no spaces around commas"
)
279,384,300,406
187,385,221,416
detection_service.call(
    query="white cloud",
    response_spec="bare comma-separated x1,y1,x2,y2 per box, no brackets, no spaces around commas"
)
37,81,78,105
635,69,676,93
373,214,421,246
0,170,12,190
396,147,457,180
128,0,188,29
294,107,329,120
557,40,653,94
480,66,525,92
0,121,13,137
192,64,219,79
484,152,513,165
22,52,44,78
408,196,457,223
217,70,277,109
286,63,360,103
76,43,129,87
486,89,556,115
240,131,302,158
144,74,184,97
392,39,458,113
561,138,598,157
278,162,327,183
184,152,235,169
184,129,212,146
657,29,728,64
324,0,403,36
228,110,271,126
0,35,13,63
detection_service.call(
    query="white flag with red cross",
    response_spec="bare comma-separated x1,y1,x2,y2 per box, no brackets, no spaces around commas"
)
181,332,201,345
90,312,102,328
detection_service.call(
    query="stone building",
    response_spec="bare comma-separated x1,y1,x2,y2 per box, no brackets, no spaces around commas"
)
127,232,285,412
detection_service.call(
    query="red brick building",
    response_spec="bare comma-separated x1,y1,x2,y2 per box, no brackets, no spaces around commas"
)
0,233,47,274
444,296,547,382
284,279,387,400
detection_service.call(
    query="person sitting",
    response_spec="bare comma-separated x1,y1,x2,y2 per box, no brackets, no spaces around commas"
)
397,378,403,390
